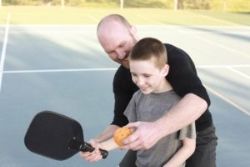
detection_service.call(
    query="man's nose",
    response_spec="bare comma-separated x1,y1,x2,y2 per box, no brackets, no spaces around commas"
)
115,49,125,59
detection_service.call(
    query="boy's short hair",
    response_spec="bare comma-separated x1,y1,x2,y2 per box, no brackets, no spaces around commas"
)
129,37,167,68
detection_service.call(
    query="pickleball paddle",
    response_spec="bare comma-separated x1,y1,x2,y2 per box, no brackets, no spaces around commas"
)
24,111,108,160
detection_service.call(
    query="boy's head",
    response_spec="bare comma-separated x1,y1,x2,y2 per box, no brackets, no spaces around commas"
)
129,38,170,94
129,37,167,68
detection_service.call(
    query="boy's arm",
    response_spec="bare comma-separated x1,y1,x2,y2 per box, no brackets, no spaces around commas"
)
163,138,196,167
99,137,119,151
79,125,119,162
79,137,119,162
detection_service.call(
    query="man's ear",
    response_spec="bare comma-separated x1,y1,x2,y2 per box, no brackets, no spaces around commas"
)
162,64,170,77
129,25,139,40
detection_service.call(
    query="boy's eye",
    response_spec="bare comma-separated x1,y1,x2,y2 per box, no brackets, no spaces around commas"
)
143,74,151,78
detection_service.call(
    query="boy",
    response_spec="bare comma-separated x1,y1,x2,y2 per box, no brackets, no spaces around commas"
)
82,37,196,167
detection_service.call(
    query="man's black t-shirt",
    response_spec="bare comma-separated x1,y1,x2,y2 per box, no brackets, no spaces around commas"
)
112,43,212,131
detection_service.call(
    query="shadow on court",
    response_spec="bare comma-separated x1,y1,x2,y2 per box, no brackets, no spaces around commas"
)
0,27,123,167
0,25,250,167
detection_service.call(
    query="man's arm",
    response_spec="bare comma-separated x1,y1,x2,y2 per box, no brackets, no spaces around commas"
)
123,93,206,150
155,93,207,140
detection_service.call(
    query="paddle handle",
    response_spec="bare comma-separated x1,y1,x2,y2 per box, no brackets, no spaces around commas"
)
82,142,108,159
99,148,109,159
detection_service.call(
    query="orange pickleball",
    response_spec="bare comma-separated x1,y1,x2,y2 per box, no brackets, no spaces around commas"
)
113,127,133,146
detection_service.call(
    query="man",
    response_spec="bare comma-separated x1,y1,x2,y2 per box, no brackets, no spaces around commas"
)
80,14,217,167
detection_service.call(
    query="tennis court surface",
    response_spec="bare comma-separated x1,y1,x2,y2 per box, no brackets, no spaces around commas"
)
0,24,250,167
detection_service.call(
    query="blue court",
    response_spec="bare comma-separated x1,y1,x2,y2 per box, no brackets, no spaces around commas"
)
0,24,250,167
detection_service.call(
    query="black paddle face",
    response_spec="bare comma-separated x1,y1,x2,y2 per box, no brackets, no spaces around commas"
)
24,111,84,160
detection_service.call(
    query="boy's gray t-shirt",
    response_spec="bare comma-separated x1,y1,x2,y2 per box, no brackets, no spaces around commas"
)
124,90,196,167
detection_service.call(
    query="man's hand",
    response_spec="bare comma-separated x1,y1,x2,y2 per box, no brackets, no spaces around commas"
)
122,121,162,150
79,139,102,162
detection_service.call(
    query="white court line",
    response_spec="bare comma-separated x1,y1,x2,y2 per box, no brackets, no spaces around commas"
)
3,64,250,74
227,67,250,79
198,64,250,68
196,14,240,26
2,66,250,116
178,29,250,59
0,13,11,91
204,84,250,116
3,25,250,34
3,68,117,74
198,65,250,80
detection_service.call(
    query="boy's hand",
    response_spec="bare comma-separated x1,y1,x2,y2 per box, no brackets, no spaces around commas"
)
79,139,102,162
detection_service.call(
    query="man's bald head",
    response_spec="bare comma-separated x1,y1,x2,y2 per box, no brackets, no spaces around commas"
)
96,14,138,68
97,14,131,33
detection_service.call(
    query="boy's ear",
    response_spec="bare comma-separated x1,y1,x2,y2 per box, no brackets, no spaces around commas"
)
162,64,170,77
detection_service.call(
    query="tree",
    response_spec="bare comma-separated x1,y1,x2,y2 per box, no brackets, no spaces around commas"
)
120,0,124,9
174,0,184,10
61,0,65,8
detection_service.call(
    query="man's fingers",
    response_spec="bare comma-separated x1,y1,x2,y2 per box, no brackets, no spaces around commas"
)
122,121,159,150
123,130,139,145
86,154,102,162
122,132,144,150
125,122,140,129
122,129,145,150
122,139,142,150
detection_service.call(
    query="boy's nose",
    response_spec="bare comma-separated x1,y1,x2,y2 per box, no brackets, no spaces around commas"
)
136,78,145,87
